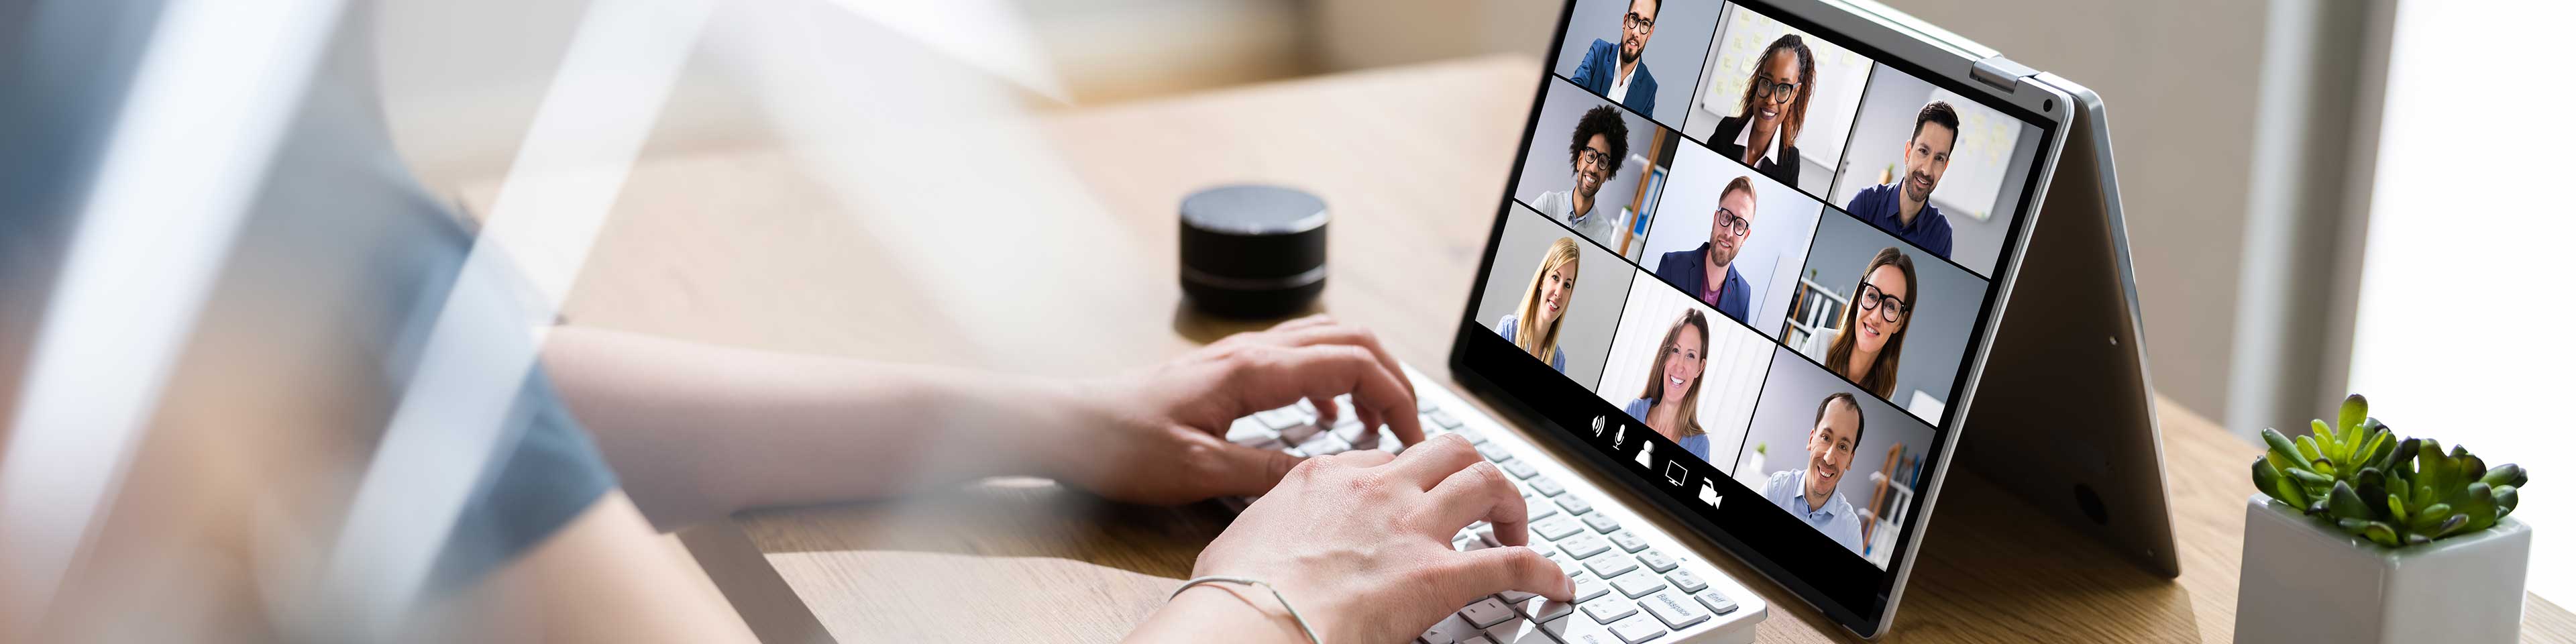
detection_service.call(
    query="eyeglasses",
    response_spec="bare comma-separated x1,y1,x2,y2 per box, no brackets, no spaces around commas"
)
1623,12,1656,32
1713,207,1749,237
1752,74,1799,105
1856,282,1909,322
1578,147,1612,169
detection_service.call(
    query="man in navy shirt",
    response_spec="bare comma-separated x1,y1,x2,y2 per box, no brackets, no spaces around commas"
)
1844,101,1958,259
1654,176,1757,325
1568,0,1662,117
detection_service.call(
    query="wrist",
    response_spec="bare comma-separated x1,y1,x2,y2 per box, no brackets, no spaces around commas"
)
1150,581,1318,644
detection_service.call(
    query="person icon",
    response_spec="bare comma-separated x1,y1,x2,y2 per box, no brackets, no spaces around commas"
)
1635,441,1655,468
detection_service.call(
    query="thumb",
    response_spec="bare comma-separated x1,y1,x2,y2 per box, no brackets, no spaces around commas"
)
1450,545,1578,604
1206,437,1307,496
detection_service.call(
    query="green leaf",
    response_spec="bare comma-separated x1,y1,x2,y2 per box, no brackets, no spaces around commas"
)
2288,468,2334,488
2361,429,2395,470
2253,459,2301,506
2410,503,2452,533
2338,394,2367,439
2339,421,2369,466
2262,428,2304,471
2314,418,2339,445
2406,533,2432,546
2496,486,2518,516
2328,482,2371,520
2433,513,2469,538
2298,435,2325,467
2363,521,2401,547
2392,438,2421,473
2385,491,2410,523
2480,464,2527,489
2461,483,2499,533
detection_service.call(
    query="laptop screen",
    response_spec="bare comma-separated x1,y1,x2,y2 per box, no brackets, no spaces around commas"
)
1454,0,2059,625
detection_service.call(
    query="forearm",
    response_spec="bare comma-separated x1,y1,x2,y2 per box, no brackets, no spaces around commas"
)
539,326,1102,529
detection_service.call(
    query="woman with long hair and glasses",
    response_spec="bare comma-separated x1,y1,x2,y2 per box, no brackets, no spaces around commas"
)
1620,309,1712,460
1497,237,1582,372
1709,34,1816,186
1824,247,1917,399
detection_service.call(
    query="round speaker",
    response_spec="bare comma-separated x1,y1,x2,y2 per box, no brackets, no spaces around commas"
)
1179,184,1328,319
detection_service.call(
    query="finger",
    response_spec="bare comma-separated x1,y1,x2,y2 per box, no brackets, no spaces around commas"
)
1426,460,1531,547
1265,313,1340,334
1450,545,1577,603
1253,345,1418,447
1330,449,1395,469
1386,433,1483,490
1204,435,1307,496
1260,323,1416,402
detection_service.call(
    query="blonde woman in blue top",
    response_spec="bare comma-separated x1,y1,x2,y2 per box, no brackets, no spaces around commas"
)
1619,309,1712,460
1496,237,1582,373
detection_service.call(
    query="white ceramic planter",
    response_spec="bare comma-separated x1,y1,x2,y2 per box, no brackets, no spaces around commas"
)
2235,493,2531,643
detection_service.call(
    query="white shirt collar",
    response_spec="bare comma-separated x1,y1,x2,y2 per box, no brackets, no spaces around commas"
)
1607,62,1635,103
1730,117,1782,166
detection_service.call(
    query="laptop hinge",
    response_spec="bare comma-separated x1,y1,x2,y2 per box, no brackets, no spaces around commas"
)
1971,55,2038,92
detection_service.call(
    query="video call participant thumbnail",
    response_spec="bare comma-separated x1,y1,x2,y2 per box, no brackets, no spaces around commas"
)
1708,34,1815,186
1761,391,1868,555
1497,237,1582,373
1844,101,1959,259
1826,247,1916,400
1653,176,1756,324
1532,105,1631,249
1617,309,1712,460
1568,0,1662,117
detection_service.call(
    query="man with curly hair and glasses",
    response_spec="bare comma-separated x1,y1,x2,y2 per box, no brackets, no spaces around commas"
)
1531,104,1631,249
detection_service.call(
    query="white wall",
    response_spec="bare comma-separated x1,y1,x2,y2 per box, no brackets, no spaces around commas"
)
2347,0,2575,607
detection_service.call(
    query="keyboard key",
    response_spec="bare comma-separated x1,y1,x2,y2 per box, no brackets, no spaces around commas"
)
1428,409,1464,428
1501,460,1539,479
1635,549,1676,574
1540,610,1619,644
1419,612,1479,644
1584,555,1638,578
1566,577,1609,605
1556,495,1594,515
1332,422,1375,445
1527,476,1566,496
1609,570,1667,598
1606,531,1648,553
1580,598,1636,624
1640,590,1709,629
1518,596,1576,623
1475,442,1513,462
1695,591,1738,616
1277,422,1324,445
1525,502,1557,521
1294,433,1351,457
1558,533,1612,559
1580,512,1620,533
1607,613,1668,643
1253,408,1303,429
1450,425,1489,444
1498,588,1537,603
1227,417,1275,443
1530,516,1584,541
1460,635,1499,644
1481,610,1551,644
1664,569,1705,594
1460,596,1515,628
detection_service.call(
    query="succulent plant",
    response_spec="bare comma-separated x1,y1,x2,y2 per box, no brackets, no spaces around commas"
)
2250,394,2529,547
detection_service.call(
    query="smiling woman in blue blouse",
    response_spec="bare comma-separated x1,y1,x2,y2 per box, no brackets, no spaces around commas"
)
1621,309,1711,460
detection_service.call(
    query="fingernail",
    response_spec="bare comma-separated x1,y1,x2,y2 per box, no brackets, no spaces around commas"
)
1559,574,1577,598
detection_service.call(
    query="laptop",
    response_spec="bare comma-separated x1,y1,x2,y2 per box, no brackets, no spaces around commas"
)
1218,0,2176,640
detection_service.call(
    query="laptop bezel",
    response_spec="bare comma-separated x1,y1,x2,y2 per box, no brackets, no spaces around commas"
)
1445,0,2080,637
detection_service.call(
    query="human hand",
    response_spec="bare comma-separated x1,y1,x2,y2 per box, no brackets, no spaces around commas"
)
1170,437,1578,643
1044,315,1425,505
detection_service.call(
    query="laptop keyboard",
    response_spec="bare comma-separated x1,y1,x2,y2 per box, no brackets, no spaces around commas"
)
1224,388,1756,644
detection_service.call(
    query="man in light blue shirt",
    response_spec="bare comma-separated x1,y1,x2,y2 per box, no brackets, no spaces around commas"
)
1760,392,1869,555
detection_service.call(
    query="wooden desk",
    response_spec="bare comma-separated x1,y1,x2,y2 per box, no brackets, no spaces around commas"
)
462,55,2571,643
